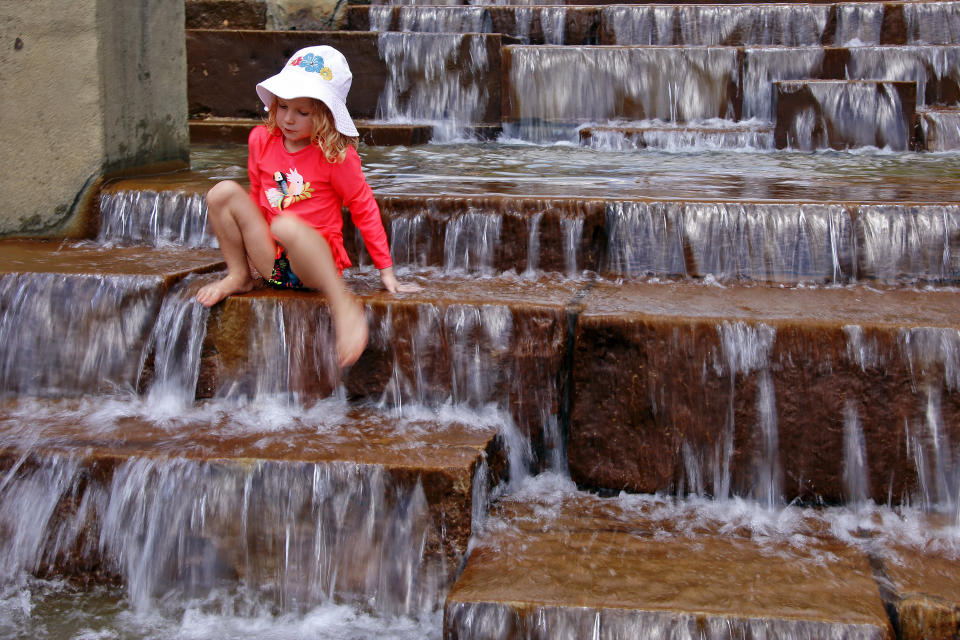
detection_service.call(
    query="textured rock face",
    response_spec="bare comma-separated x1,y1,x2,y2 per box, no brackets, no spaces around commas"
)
568,281,960,503
446,490,895,639
875,544,960,640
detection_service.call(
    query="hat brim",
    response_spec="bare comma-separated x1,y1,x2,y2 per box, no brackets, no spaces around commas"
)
256,73,359,138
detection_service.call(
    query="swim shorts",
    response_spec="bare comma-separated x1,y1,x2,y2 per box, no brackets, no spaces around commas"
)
265,247,304,289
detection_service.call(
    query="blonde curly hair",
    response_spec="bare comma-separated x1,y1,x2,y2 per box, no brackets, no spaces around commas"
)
265,98,359,164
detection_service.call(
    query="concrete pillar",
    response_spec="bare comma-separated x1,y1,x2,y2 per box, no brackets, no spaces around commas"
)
0,0,188,237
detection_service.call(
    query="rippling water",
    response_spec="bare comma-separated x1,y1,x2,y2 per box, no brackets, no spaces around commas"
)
187,142,960,202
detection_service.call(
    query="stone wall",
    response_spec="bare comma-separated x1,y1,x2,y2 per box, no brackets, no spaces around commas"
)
0,0,188,238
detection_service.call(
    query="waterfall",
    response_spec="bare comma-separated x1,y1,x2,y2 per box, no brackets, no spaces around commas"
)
604,6,675,45
834,3,885,46
716,322,779,505
742,48,826,120
777,81,912,151
843,401,870,507
140,277,211,409
390,213,433,268
523,211,542,276
0,454,446,616
604,201,687,277
98,189,213,248
605,201,853,282
855,204,960,284
505,47,740,143
444,212,502,274
376,32,490,141
395,6,489,33
846,46,960,108
0,273,165,397
903,2,960,45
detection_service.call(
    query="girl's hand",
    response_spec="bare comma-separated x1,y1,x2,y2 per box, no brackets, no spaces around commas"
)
380,266,422,293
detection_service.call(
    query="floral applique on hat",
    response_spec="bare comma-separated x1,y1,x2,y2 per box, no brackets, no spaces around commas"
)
289,53,333,81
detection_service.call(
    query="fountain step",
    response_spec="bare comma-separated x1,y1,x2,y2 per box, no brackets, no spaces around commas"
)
189,117,501,146
878,543,960,640
99,173,960,285
353,5,601,44
919,106,960,151
187,29,509,123
445,485,895,638
186,0,266,30
503,44,960,130
196,273,574,470
0,239,223,281
350,2,960,47
578,120,775,149
0,400,501,604
774,80,919,151
569,279,960,504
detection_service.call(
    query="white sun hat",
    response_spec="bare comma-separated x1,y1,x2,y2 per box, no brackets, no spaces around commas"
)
256,45,359,137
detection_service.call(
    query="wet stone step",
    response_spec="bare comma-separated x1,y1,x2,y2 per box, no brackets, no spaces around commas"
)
349,2,960,47
99,176,960,285
578,121,775,150
502,45,960,128
189,116,439,146
875,541,960,640
0,400,502,610
918,106,960,151
197,272,578,470
446,483,895,638
774,80,918,151
0,241,224,396
569,279,960,504
187,29,508,124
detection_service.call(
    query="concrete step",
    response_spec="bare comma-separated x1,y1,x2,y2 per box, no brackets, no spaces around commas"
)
0,399,502,607
446,484,897,638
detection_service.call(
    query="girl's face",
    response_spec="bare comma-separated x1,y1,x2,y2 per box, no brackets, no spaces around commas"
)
276,97,315,152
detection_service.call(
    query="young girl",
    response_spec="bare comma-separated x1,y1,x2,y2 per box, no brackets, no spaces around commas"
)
196,45,415,367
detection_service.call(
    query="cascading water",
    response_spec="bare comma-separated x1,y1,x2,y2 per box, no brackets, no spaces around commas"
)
376,32,490,141
98,189,213,248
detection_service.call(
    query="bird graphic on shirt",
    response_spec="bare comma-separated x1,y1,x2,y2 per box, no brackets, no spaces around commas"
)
266,168,312,210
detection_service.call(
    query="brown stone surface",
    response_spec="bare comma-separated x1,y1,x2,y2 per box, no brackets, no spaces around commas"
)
874,543,960,640
189,117,437,146
569,280,960,501
186,29,505,123
774,80,918,150
199,275,579,469
446,491,893,638
373,195,607,274
0,401,500,571
0,240,224,283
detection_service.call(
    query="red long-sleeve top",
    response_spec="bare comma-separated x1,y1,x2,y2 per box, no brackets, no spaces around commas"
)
247,125,392,272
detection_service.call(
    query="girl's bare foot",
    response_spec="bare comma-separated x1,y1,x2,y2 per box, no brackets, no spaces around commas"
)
196,273,256,307
334,295,369,367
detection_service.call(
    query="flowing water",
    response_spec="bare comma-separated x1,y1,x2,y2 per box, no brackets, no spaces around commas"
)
8,0,960,635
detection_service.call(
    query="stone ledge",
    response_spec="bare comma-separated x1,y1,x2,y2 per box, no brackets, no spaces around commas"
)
569,280,960,501
446,490,894,638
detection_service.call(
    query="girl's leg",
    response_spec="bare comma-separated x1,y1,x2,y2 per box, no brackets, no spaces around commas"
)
196,181,277,307
270,214,368,367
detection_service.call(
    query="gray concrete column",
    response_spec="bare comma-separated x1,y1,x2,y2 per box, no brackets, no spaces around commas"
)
0,0,188,237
